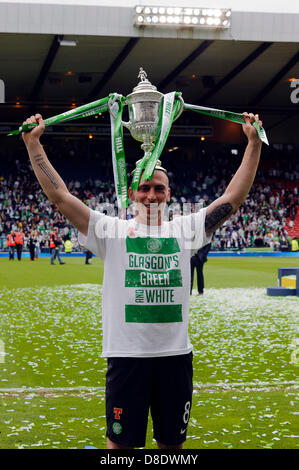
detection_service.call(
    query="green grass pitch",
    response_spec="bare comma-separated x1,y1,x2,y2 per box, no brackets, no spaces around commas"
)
0,256,298,449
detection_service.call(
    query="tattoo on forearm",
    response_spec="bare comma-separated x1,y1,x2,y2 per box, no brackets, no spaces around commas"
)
33,154,44,163
37,162,60,189
205,202,233,233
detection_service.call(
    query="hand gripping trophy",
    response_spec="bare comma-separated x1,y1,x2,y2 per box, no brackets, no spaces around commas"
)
9,67,268,210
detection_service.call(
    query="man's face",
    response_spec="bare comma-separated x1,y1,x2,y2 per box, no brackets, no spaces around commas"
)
129,170,170,225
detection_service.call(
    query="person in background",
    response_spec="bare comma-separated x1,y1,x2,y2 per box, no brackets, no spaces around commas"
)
14,226,25,261
291,238,299,252
190,243,211,296
29,230,36,261
85,249,93,265
7,230,16,260
64,237,73,254
50,227,65,265
34,230,41,260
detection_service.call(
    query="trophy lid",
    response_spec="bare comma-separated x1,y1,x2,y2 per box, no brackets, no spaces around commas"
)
132,67,158,93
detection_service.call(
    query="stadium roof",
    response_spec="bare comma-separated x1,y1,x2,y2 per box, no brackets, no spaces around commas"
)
0,1,299,143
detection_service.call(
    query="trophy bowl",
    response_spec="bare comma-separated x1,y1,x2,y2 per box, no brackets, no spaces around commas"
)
122,68,184,153
125,91,162,145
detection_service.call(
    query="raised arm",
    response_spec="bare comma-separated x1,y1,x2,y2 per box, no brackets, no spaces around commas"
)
205,112,263,237
22,114,90,235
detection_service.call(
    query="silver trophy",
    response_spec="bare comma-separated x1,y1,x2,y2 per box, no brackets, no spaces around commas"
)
121,67,184,154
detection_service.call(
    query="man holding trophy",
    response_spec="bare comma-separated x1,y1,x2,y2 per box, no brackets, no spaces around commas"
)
21,70,263,449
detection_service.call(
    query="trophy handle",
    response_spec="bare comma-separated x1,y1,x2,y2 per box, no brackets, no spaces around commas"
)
122,120,132,130
107,93,123,120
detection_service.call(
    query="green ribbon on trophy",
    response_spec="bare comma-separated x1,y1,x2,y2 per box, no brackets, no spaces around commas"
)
131,91,182,190
8,67,269,209
109,94,128,209
184,102,268,145
8,95,111,135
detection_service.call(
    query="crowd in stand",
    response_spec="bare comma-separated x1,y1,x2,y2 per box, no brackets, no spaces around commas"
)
0,144,298,256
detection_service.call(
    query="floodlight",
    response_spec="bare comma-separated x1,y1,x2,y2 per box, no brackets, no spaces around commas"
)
134,5,231,28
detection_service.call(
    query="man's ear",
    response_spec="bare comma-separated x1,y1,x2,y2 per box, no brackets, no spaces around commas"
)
167,187,171,203
128,187,135,201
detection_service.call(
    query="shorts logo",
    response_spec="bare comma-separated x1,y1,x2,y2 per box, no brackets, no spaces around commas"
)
113,407,123,420
112,422,122,435
146,238,162,253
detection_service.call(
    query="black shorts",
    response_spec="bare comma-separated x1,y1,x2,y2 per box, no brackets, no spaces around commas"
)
105,352,193,448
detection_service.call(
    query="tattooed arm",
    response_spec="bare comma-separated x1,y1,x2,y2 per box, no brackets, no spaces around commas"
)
22,114,89,235
205,112,263,237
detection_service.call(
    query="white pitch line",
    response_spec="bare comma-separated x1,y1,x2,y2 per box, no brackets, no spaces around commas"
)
194,380,299,389
0,381,297,394
0,386,105,393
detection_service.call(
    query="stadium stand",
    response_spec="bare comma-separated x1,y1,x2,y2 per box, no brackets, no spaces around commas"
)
0,140,297,254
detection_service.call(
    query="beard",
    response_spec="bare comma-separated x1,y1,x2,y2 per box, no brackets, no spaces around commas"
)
135,201,166,225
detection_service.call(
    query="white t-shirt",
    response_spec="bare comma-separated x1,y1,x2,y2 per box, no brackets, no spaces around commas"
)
78,209,211,358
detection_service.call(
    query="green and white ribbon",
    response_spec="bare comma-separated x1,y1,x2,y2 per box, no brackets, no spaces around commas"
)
141,92,181,182
7,95,112,136
131,150,151,191
184,103,269,145
109,96,128,209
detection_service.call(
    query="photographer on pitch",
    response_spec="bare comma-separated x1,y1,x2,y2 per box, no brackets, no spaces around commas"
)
21,111,263,449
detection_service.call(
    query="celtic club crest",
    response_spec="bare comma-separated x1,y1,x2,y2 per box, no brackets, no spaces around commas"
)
147,238,162,253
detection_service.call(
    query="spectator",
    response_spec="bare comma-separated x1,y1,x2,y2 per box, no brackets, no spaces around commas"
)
14,226,25,261
50,227,65,265
64,238,73,253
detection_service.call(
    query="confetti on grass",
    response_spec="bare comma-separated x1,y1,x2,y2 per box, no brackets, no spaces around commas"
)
0,285,298,449
189,288,299,386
